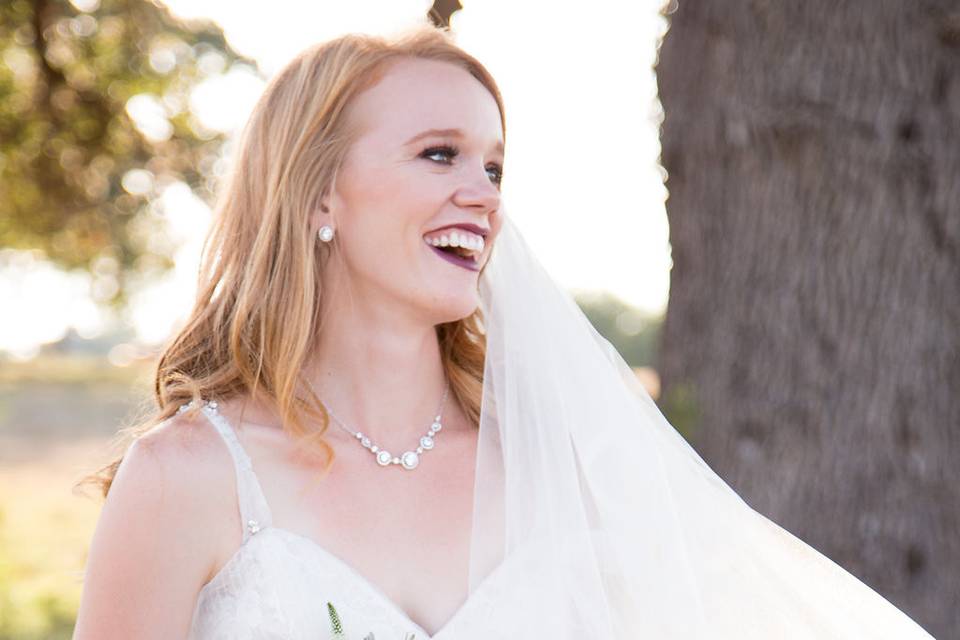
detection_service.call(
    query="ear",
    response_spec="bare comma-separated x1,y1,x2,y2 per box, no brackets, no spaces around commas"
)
309,196,333,233
312,169,345,228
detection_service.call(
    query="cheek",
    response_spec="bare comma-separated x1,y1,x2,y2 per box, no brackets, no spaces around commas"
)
359,168,440,223
339,200,433,277
336,163,451,271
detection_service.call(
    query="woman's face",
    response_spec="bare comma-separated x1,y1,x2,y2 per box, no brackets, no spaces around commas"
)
321,57,505,324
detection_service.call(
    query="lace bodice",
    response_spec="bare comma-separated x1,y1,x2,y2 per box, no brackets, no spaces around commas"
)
184,399,500,640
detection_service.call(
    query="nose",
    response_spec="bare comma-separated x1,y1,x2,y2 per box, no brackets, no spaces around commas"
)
452,163,501,215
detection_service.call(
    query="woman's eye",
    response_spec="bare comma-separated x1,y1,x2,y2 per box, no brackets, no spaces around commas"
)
421,145,458,163
421,144,503,186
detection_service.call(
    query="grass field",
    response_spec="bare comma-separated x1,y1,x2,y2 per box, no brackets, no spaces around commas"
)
0,354,153,639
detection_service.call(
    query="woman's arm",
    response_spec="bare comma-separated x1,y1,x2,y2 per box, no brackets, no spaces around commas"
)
73,418,222,639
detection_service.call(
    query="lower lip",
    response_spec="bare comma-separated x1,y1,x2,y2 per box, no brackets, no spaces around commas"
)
428,244,480,272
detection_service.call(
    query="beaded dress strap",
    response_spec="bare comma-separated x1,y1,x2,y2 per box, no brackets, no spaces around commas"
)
180,400,274,543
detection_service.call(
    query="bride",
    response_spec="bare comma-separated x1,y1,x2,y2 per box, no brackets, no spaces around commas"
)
73,25,936,639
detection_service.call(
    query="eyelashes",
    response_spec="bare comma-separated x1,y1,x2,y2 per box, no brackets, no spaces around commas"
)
420,144,503,186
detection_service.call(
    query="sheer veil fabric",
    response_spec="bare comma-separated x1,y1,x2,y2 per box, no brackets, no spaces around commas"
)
465,210,935,638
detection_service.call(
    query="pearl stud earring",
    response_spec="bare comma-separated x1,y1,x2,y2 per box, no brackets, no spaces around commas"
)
318,225,334,242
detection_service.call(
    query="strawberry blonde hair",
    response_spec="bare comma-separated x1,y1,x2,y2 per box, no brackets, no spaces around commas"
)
78,24,506,497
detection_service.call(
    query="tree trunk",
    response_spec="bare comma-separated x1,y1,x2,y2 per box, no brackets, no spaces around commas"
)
656,2,959,637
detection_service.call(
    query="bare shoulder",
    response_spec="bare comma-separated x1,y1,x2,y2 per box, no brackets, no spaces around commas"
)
130,407,243,562
137,407,233,477
72,409,239,639
129,408,238,523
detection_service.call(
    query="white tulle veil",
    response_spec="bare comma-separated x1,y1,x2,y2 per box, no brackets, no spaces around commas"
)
464,210,935,638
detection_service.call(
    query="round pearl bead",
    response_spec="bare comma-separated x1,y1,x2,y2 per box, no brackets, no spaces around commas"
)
401,451,419,469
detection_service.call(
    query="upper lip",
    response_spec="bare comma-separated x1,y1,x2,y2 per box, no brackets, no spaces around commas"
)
426,222,490,238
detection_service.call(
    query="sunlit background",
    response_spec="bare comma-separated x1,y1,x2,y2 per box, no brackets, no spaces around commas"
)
1,0,670,362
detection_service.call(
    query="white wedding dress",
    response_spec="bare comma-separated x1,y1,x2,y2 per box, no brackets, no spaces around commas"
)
186,399,502,640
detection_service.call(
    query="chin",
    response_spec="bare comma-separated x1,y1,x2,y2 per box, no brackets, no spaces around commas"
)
431,290,481,324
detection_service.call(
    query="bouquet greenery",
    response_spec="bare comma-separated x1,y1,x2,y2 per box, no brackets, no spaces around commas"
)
327,601,418,640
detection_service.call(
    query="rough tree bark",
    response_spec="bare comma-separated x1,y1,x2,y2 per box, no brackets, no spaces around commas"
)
656,2,959,637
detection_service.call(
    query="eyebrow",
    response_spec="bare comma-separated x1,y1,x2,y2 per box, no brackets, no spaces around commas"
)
404,128,504,155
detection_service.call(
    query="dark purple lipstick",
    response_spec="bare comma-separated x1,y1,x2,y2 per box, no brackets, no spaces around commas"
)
428,244,480,272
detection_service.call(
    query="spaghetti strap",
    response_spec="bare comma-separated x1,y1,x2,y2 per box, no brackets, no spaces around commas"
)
183,400,274,543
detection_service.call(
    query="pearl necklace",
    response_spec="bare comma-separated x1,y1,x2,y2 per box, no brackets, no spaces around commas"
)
306,379,450,471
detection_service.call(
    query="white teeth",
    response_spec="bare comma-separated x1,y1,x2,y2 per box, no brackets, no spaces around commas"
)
423,230,485,256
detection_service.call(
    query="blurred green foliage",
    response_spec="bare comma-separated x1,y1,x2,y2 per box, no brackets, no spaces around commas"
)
657,379,701,442
0,576,76,640
0,0,256,308
574,290,662,368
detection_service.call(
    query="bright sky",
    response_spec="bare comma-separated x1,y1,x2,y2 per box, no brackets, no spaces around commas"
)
1,0,671,359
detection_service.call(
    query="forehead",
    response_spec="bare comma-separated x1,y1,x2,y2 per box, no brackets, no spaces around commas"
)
347,57,504,152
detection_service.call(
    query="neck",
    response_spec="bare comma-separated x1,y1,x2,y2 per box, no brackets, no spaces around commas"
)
304,290,454,446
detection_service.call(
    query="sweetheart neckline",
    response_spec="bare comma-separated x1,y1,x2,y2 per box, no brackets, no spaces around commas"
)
198,524,505,639
195,402,503,637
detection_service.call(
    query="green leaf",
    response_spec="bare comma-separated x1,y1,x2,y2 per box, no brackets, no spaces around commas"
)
327,601,345,636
